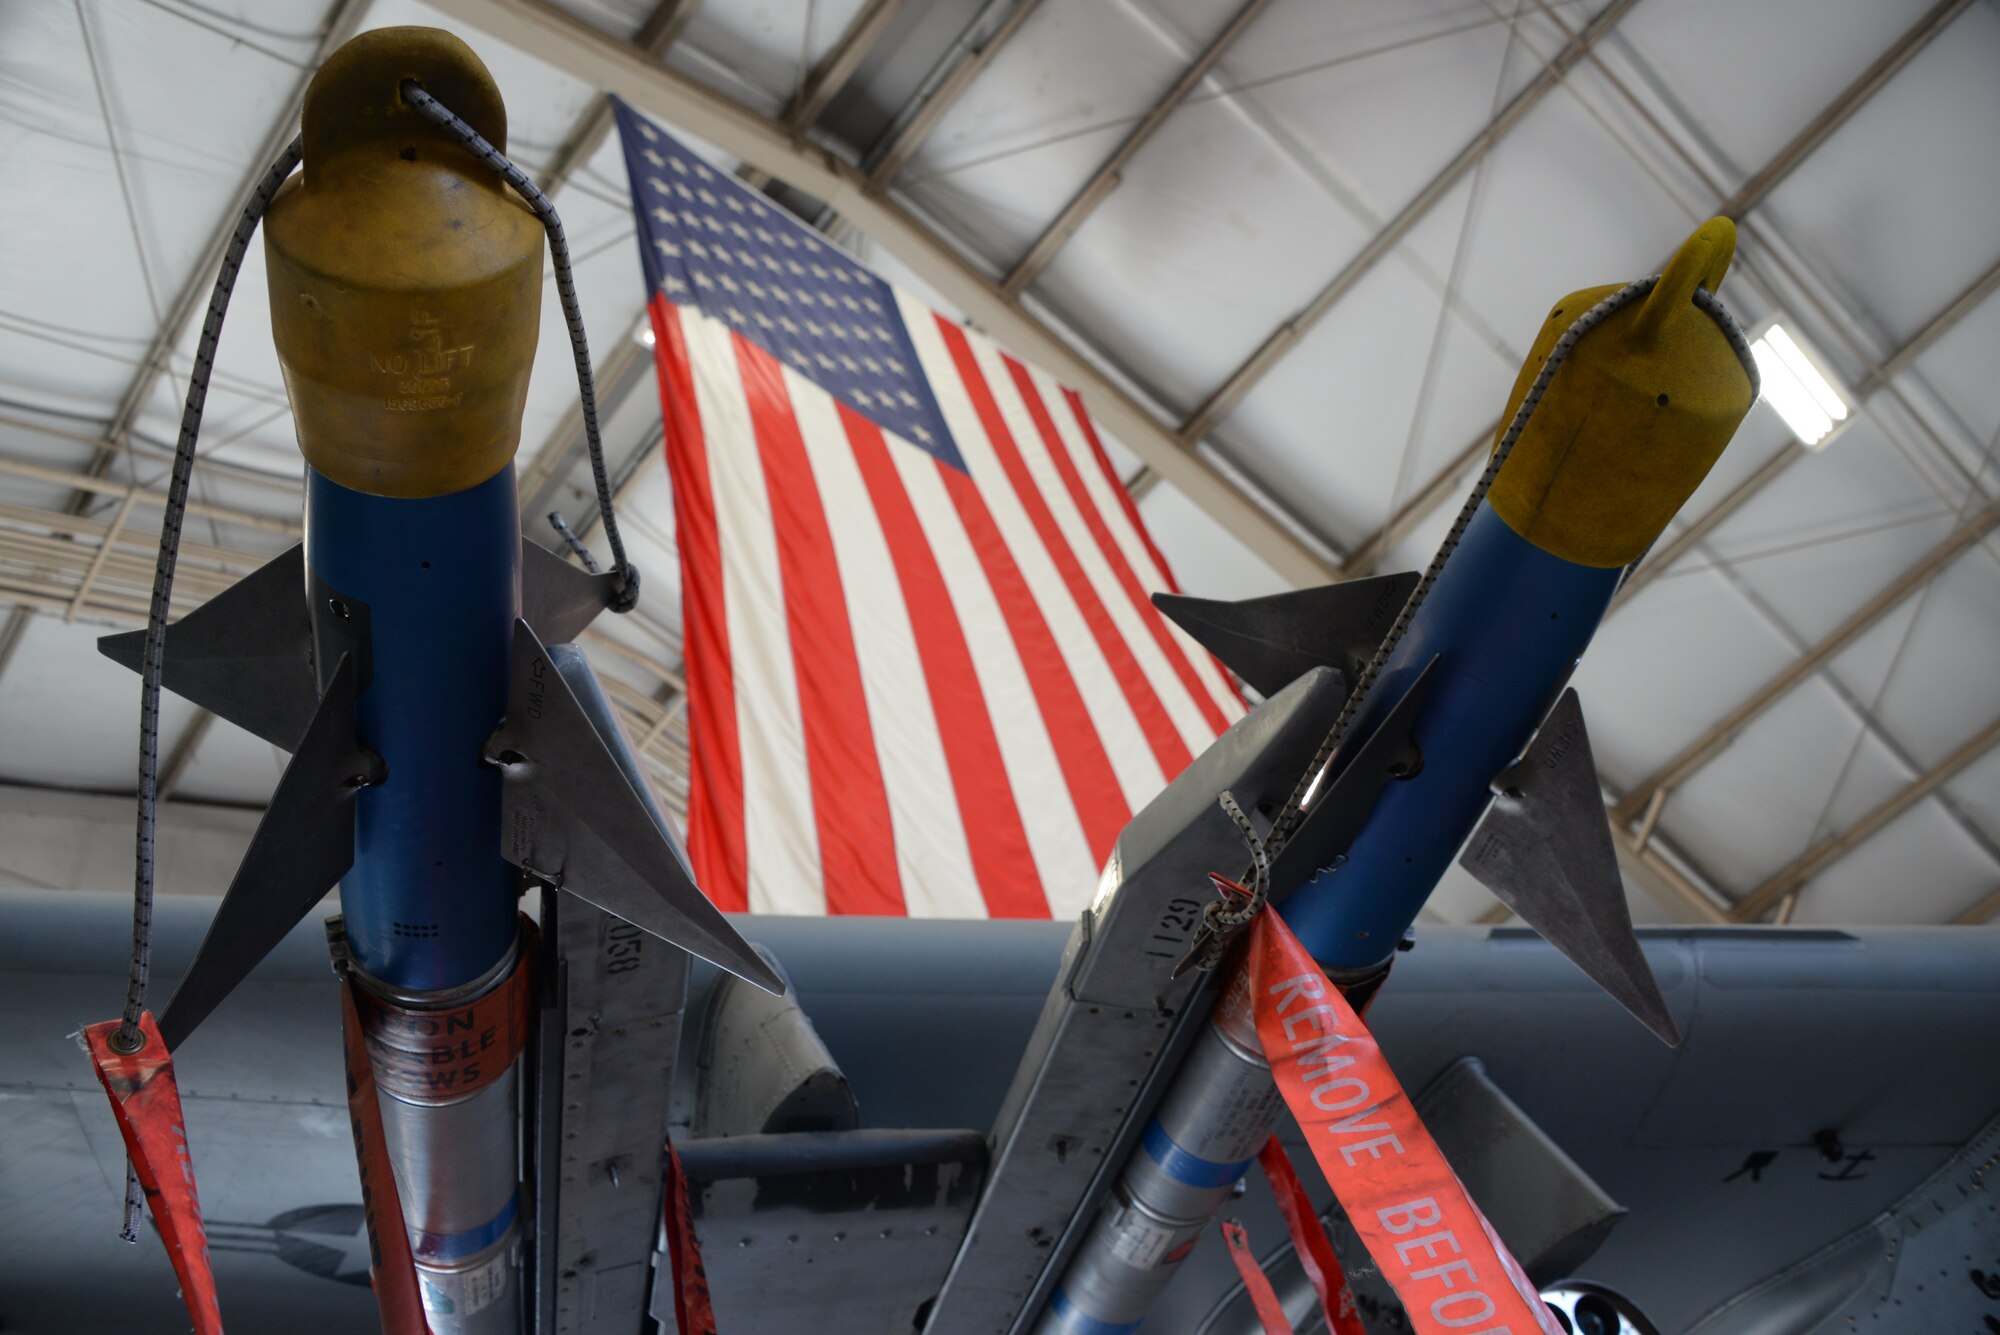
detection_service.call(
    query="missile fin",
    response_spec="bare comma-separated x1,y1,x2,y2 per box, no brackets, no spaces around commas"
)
1460,689,1680,1047
1267,656,1436,896
158,654,379,1050
99,544,318,751
521,541,622,645
487,620,783,995
1152,571,1419,700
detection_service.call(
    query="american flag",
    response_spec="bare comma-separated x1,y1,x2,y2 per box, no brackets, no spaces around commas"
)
613,99,1244,919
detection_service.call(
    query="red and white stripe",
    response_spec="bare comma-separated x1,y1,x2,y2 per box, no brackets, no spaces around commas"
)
650,290,1244,920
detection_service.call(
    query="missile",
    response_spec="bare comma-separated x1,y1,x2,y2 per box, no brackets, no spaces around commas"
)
1033,218,1758,1333
96,28,776,1332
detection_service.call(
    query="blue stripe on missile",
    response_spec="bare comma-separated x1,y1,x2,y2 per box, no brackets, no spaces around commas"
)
409,1192,519,1263
306,466,521,991
1046,1289,1144,1335
1281,502,1622,971
1141,1118,1252,1189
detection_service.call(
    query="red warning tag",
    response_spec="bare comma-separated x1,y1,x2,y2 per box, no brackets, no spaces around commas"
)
1220,1218,1295,1335
82,1011,223,1335
1248,912,1562,1335
340,978,434,1335
1257,1137,1366,1335
664,1141,719,1335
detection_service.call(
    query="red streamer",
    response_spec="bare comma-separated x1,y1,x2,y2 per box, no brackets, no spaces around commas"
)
83,1011,223,1335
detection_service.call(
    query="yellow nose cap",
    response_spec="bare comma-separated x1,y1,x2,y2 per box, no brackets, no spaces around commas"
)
264,27,544,499
1486,218,1755,569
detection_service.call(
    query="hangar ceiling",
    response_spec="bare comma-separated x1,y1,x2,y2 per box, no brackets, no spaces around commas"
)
0,0,1994,927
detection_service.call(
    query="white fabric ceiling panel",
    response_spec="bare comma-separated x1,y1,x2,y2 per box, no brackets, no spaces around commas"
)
1665,407,1791,529
0,5,181,414
1135,479,1287,600
1863,546,2000,768
1672,671,1920,879
0,614,197,791
668,0,869,115
897,0,1197,192
1647,681,1890,888
1766,701,1926,845
1789,797,1997,925
1701,417,1957,640
1209,0,1524,240
1568,564,1801,788
1435,112,1700,386
1214,259,1447,548
174,712,287,809
1613,0,1933,192
1023,78,1380,407
1819,591,1927,717
896,120,1129,268
1901,284,2000,462
1757,3,2000,351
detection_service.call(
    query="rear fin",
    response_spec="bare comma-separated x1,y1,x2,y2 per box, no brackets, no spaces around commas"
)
1460,689,1680,1046
159,654,380,1050
485,620,783,995
521,541,623,645
99,544,317,752
1152,571,1417,700
1267,656,1435,896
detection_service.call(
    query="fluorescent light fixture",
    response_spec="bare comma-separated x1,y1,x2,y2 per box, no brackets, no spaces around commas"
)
1749,321,1848,449
635,325,657,349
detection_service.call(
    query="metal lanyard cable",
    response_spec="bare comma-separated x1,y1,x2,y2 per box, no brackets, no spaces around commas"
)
402,79,641,612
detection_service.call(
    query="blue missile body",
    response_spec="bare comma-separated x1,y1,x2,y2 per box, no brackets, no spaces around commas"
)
1282,502,1622,969
305,467,521,991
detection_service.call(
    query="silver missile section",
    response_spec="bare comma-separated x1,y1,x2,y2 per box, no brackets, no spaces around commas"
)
920,667,1347,1335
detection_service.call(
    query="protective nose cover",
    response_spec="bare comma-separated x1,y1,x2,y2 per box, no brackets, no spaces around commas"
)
1487,218,1755,568
263,26,544,500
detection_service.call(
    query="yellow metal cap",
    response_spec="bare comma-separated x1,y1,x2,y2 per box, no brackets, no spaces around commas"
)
264,27,543,498
1487,218,1755,568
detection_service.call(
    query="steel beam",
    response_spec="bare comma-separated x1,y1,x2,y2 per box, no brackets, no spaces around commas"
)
1950,885,2000,926
865,0,1048,188
1715,0,1970,221
425,0,1335,584
1173,0,1640,447
1341,423,1494,577
999,0,1272,299
785,0,906,133
1612,497,2000,823
1730,715,2000,922
532,0,700,193
0,0,371,695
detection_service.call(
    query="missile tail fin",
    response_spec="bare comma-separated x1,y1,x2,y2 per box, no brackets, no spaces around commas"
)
1460,689,1680,1047
98,544,318,752
520,542,623,645
1152,571,1418,700
488,620,783,996
159,654,377,1050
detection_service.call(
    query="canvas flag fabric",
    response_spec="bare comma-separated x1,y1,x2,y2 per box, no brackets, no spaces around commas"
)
612,98,1244,920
